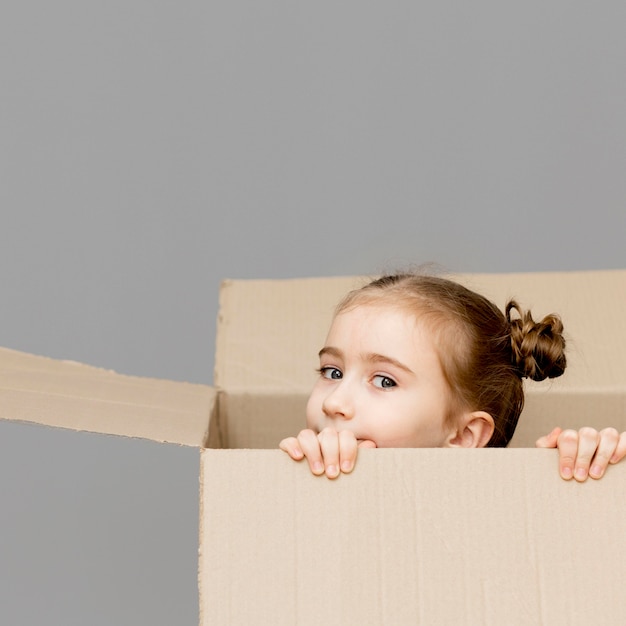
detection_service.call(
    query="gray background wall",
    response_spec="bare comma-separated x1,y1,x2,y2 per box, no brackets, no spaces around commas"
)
1,1,625,624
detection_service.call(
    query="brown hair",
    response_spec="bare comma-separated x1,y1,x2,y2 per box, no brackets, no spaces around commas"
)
336,273,567,447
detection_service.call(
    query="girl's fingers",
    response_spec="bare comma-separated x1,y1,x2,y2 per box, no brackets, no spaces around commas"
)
556,429,579,480
279,437,304,460
279,429,376,479
610,432,626,464
317,427,341,478
297,429,327,476
338,430,358,474
537,427,626,481
571,427,601,482
588,428,620,479
535,427,562,449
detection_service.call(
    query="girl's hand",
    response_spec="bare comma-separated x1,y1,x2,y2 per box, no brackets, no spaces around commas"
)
536,427,626,481
279,428,376,478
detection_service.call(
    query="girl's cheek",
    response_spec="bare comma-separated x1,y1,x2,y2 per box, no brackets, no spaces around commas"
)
305,391,321,428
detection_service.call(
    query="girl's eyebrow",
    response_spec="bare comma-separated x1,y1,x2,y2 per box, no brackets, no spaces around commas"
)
319,346,414,375
318,346,342,360
365,352,414,375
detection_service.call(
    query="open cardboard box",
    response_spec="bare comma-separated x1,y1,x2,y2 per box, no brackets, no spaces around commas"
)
2,269,626,624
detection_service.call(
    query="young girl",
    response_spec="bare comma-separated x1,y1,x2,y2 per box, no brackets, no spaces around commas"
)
280,272,626,481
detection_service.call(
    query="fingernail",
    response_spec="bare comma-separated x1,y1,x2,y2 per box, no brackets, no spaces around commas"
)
561,467,573,479
326,465,338,478
312,461,324,474
575,467,587,480
590,465,602,478
341,460,353,472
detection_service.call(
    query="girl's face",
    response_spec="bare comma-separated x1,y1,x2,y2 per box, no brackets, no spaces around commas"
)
306,303,459,448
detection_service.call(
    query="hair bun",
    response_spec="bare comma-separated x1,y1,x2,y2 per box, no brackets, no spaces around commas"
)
506,301,567,381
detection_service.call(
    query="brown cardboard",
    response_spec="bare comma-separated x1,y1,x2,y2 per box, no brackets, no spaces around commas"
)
200,448,626,625
1,268,626,625
0,345,215,446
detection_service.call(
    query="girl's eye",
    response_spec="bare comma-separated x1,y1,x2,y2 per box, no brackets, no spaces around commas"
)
320,367,342,380
373,375,396,389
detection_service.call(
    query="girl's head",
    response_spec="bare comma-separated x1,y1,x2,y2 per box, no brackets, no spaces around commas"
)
305,273,567,448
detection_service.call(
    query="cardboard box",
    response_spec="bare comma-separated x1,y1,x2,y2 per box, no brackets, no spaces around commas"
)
2,269,626,624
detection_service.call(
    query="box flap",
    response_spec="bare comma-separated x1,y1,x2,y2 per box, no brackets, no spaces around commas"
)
450,269,626,391
215,275,364,392
199,448,626,625
0,346,215,446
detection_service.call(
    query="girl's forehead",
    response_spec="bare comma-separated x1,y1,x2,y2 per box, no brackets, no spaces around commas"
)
334,300,419,323
329,303,425,340
326,302,444,372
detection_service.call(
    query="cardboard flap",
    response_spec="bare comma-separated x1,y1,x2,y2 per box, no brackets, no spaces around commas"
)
214,275,365,391
199,448,626,625
451,269,626,390
0,346,215,446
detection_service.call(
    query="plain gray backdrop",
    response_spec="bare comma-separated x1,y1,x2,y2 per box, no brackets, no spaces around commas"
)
2,1,625,624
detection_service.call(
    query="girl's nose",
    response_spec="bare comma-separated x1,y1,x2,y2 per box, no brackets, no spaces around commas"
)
321,384,354,420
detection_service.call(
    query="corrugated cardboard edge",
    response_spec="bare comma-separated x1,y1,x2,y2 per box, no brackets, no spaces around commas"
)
0,346,215,447
198,451,207,626
205,389,228,449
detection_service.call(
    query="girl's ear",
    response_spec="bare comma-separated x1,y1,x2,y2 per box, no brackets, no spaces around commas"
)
445,411,495,449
